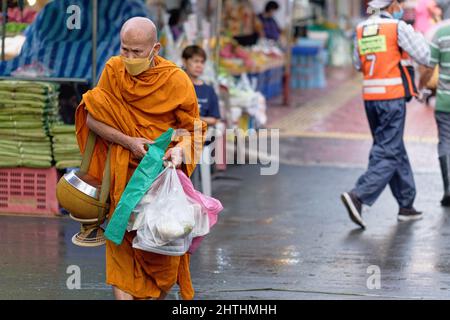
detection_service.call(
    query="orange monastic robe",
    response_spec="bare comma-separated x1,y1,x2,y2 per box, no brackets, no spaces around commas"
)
75,55,206,299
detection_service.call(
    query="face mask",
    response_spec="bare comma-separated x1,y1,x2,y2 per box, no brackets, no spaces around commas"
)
392,8,404,20
122,46,156,76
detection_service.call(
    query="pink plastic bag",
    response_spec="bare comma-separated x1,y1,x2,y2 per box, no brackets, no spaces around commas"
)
177,169,223,254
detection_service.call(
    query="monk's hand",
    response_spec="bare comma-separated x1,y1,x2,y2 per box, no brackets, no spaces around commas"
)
127,137,154,159
163,146,183,168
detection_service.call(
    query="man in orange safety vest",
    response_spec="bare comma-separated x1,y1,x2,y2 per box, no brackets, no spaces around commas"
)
341,0,433,228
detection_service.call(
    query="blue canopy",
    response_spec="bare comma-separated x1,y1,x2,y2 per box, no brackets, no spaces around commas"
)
0,0,150,84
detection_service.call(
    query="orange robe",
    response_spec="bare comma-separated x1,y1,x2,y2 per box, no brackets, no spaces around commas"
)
75,55,206,299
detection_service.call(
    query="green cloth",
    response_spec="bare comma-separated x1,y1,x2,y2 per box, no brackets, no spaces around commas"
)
0,90,58,102
0,121,42,129
50,124,81,167
0,151,52,161
430,24,450,113
52,135,77,143
0,139,51,148
0,81,59,93
0,80,60,168
0,114,44,122
56,160,82,169
105,128,174,245
0,128,48,138
0,145,52,156
0,156,52,168
50,124,76,134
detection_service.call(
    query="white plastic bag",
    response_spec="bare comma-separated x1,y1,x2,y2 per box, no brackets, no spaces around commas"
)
131,167,196,255
188,201,210,238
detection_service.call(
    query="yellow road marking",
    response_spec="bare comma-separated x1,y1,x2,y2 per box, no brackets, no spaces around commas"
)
276,130,438,144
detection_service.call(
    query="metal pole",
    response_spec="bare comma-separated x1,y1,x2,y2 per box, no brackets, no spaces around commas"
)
92,0,98,87
191,0,202,44
283,0,295,106
214,0,223,76
1,0,7,62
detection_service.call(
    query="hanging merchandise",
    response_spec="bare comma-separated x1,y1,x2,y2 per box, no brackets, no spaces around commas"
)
219,38,285,75
218,37,285,101
160,12,187,67
329,32,352,67
223,73,267,128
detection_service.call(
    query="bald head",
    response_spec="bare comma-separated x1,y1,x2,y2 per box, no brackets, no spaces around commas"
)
121,17,157,44
120,17,160,59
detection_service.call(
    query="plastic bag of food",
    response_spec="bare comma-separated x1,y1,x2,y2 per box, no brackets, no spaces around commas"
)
131,167,195,255
176,169,223,254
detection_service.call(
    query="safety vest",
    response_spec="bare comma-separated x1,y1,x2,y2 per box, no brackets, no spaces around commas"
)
401,51,418,101
356,17,417,101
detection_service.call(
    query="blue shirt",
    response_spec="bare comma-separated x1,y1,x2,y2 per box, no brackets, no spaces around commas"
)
258,14,281,41
194,84,221,119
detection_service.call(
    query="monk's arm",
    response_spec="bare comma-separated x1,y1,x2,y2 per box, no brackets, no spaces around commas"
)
201,116,218,126
86,113,152,158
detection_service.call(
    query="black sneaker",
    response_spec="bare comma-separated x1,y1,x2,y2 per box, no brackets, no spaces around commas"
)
441,195,450,207
398,208,423,222
341,192,366,229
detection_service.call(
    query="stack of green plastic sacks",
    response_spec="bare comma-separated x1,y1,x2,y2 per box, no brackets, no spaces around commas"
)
0,80,60,168
50,123,82,169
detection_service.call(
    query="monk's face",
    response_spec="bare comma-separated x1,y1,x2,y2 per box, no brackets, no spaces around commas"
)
120,30,160,60
183,55,205,79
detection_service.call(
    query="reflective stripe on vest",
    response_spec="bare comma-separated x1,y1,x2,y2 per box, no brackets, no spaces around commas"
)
401,59,413,67
364,87,387,94
357,17,415,101
363,78,403,86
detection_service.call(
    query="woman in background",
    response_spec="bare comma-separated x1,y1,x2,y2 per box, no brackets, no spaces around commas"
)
414,0,442,34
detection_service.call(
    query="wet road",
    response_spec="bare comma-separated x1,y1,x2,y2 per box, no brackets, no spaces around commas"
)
1,162,450,300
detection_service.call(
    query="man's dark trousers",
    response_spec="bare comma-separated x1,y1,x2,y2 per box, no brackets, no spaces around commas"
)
352,97,416,209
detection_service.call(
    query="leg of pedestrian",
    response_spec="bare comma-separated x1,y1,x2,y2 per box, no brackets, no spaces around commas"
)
113,286,134,300
389,152,422,221
436,111,450,206
381,98,422,221
342,98,421,227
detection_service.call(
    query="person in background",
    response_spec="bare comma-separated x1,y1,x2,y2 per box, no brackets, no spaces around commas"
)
224,0,263,46
414,0,442,34
258,1,282,42
182,45,221,126
342,0,432,228
168,9,184,42
182,45,223,196
436,0,450,19
426,22,450,206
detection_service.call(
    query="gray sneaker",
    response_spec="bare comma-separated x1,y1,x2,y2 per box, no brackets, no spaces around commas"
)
398,207,423,222
341,192,366,229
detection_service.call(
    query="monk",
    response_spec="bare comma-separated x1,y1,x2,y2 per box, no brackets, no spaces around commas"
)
75,17,206,300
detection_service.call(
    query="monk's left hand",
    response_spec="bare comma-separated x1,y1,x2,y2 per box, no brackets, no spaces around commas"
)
163,147,183,168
